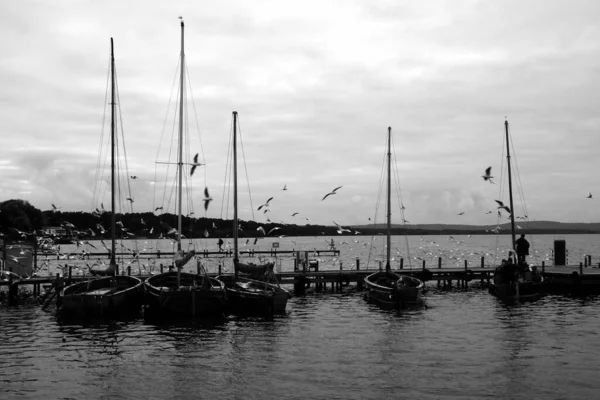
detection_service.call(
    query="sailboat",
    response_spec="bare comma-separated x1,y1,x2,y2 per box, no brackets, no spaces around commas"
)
60,38,143,318
144,21,227,318
217,111,291,316
364,127,424,310
489,120,544,301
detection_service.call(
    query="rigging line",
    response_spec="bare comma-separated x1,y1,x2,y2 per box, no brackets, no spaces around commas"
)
153,55,181,211
391,135,411,269
160,76,182,213
92,53,112,212
236,116,256,222
184,59,207,175
114,68,134,216
366,132,387,269
220,116,234,220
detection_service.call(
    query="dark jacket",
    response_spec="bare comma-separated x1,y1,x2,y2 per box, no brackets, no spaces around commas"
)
516,237,530,256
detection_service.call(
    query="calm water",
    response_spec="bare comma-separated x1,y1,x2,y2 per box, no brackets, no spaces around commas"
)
2,234,600,399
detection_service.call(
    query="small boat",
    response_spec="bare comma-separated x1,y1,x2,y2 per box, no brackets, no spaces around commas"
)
217,112,290,316
143,21,227,318
364,127,424,310
488,120,544,302
60,38,143,317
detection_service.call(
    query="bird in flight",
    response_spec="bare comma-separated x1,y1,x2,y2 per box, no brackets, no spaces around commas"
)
256,226,266,236
126,197,134,203
267,227,281,235
482,167,494,183
203,187,213,211
257,197,274,211
291,212,299,217
587,192,593,199
281,185,287,191
131,176,138,180
457,212,465,216
190,153,204,176
486,211,492,214
322,186,343,201
155,206,164,212
51,203,61,211
495,200,511,215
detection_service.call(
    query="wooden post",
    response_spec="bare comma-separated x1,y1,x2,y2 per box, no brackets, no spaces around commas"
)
218,263,222,275
541,261,545,274
197,262,201,275
400,258,403,269
584,257,588,268
160,263,164,273
127,266,131,276
464,259,468,289
422,259,426,270
580,262,583,275
481,256,485,285
379,261,382,271
339,261,343,271
68,265,72,280
438,257,442,269
356,258,360,270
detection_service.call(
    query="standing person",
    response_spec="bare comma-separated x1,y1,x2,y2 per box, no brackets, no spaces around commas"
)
217,238,223,252
515,234,530,264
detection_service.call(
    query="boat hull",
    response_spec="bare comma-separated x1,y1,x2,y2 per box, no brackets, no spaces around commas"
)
490,264,545,302
364,271,424,310
60,276,144,317
218,275,290,316
144,272,227,317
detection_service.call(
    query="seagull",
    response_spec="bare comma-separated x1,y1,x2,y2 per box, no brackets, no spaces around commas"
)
126,197,134,203
256,226,266,236
257,197,274,211
267,227,281,235
486,211,492,214
457,212,465,216
482,167,494,183
51,203,61,211
155,206,164,212
291,212,299,217
190,153,203,176
322,186,343,201
587,192,593,199
281,185,287,191
495,200,511,215
131,176,138,179
203,187,213,211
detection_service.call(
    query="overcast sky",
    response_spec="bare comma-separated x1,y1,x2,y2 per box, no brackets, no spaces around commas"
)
1,0,599,228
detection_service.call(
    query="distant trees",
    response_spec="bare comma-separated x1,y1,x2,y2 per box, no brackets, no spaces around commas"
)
0,199,44,236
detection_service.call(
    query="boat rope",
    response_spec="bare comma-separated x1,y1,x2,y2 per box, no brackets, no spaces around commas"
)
391,134,412,269
366,132,387,269
220,116,234,221
91,54,111,213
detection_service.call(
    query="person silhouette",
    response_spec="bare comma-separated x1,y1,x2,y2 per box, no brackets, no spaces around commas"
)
515,234,530,264
217,238,223,252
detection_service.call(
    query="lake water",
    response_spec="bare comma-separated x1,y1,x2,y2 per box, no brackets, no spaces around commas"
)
2,234,600,399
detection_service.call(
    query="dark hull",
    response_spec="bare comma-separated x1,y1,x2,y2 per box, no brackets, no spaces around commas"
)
364,271,424,310
60,276,143,317
489,280,545,302
218,275,290,316
144,272,227,317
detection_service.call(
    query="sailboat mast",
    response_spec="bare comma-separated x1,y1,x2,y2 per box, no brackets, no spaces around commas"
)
505,119,517,252
386,127,391,271
110,38,116,267
176,21,185,252
233,111,239,273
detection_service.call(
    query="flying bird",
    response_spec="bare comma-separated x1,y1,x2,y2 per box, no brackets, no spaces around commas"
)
281,185,287,191
203,187,213,211
587,192,593,199
51,203,61,211
267,227,281,235
291,212,300,217
155,206,164,212
190,153,203,176
457,212,465,216
322,186,343,201
482,167,494,183
131,176,138,179
257,197,274,211
486,211,492,214
495,200,511,215
256,226,266,236
126,197,134,203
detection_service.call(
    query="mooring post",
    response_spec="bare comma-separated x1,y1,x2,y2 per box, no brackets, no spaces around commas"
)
580,262,583,275
379,261,382,271
127,266,131,276
541,261,545,274
160,263,164,273
584,257,588,268
481,256,485,285
400,258,404,269
68,265,72,280
422,259,426,270
218,262,222,275
339,261,343,271
464,259,468,289
197,262,201,275
356,258,360,270
438,257,442,269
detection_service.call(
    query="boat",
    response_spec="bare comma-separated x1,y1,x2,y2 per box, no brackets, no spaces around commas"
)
364,127,424,310
488,120,544,302
144,21,227,318
59,38,143,317
217,111,291,316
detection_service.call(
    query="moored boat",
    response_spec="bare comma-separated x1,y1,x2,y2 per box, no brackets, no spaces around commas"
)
488,120,544,302
364,127,424,310
217,111,290,317
59,38,143,317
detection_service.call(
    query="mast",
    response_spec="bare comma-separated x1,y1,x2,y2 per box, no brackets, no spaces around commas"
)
386,126,391,271
176,21,185,253
505,119,517,252
110,38,116,269
233,111,239,278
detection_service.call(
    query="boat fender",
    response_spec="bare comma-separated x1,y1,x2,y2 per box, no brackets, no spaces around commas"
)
465,269,474,282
